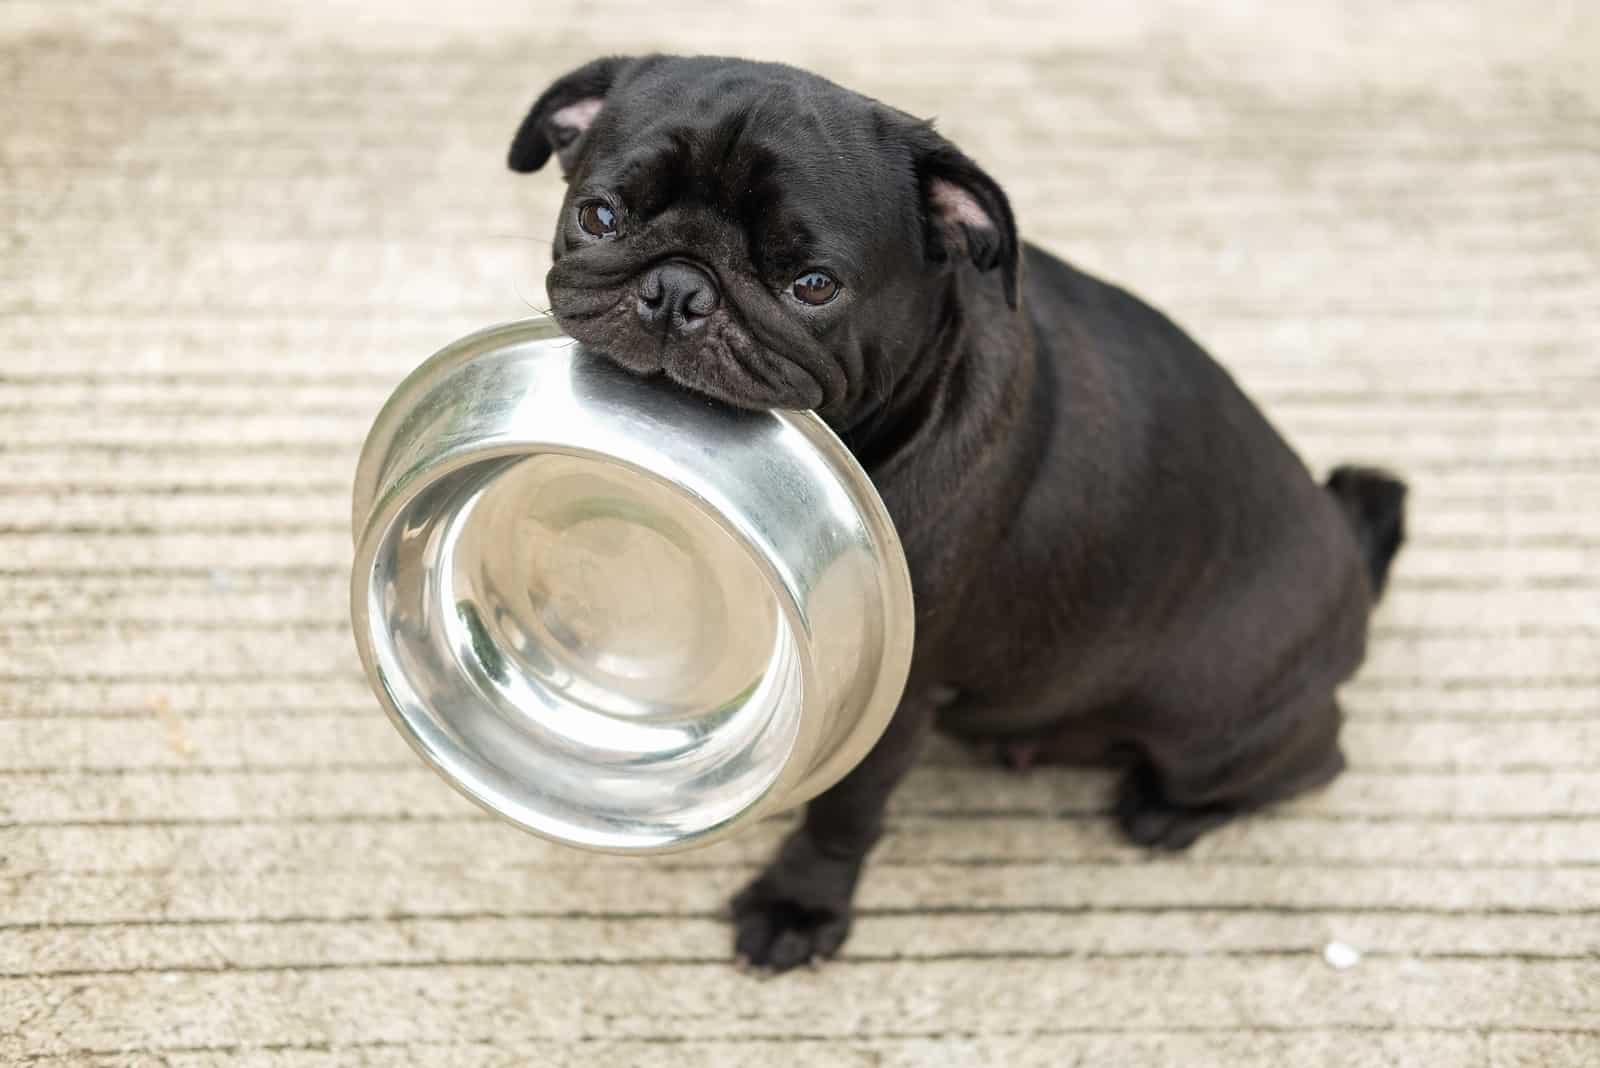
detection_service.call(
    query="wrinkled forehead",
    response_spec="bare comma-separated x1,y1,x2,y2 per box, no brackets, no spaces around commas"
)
586,62,913,275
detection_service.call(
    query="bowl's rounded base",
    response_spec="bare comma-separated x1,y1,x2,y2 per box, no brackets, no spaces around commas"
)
360,450,805,852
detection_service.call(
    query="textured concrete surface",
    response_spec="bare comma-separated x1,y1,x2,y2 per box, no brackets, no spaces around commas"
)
2,1,1598,1064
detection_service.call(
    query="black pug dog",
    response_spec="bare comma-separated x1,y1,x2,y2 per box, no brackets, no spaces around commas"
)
508,55,1407,972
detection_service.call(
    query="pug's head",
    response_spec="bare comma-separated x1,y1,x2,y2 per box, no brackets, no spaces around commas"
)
509,55,1018,428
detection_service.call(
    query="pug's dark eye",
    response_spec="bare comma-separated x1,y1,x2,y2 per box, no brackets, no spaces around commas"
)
577,201,618,238
792,270,840,306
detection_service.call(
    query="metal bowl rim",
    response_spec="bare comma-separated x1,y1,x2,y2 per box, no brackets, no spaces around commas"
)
349,317,916,851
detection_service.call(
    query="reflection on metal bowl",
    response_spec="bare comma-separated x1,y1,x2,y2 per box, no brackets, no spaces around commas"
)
349,317,914,853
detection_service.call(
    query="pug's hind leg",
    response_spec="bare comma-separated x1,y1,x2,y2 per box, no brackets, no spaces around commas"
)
1114,694,1347,851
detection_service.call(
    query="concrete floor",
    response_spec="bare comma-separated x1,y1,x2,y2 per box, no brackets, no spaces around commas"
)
3,1,1597,1064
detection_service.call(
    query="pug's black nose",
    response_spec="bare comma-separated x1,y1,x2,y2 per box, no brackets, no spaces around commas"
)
637,261,720,333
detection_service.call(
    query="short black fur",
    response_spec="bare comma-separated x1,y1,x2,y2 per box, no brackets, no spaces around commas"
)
510,55,1408,972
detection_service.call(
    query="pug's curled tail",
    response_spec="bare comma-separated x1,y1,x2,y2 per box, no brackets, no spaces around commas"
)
1326,465,1408,601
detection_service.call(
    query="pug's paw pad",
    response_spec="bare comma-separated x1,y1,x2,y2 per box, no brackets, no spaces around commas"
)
729,875,851,974
1114,765,1235,851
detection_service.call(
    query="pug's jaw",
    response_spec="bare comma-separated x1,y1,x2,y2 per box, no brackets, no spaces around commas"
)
659,328,827,412
547,274,827,413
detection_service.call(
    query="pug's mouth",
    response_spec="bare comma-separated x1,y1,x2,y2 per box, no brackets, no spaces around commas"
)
548,288,828,413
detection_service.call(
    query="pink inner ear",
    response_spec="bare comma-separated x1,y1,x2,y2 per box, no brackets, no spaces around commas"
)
551,97,604,135
929,178,993,230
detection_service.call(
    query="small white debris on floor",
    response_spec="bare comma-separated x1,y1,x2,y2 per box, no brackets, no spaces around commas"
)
1324,941,1362,970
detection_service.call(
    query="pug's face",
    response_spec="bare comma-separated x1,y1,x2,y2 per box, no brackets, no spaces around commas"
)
509,55,1018,428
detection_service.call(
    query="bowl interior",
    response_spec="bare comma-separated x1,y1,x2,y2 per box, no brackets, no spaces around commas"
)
362,449,806,851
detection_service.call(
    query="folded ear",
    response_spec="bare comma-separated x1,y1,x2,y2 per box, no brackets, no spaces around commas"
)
911,128,1020,308
508,55,637,177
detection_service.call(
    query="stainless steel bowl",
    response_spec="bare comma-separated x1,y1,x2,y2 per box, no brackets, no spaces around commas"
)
350,317,914,854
